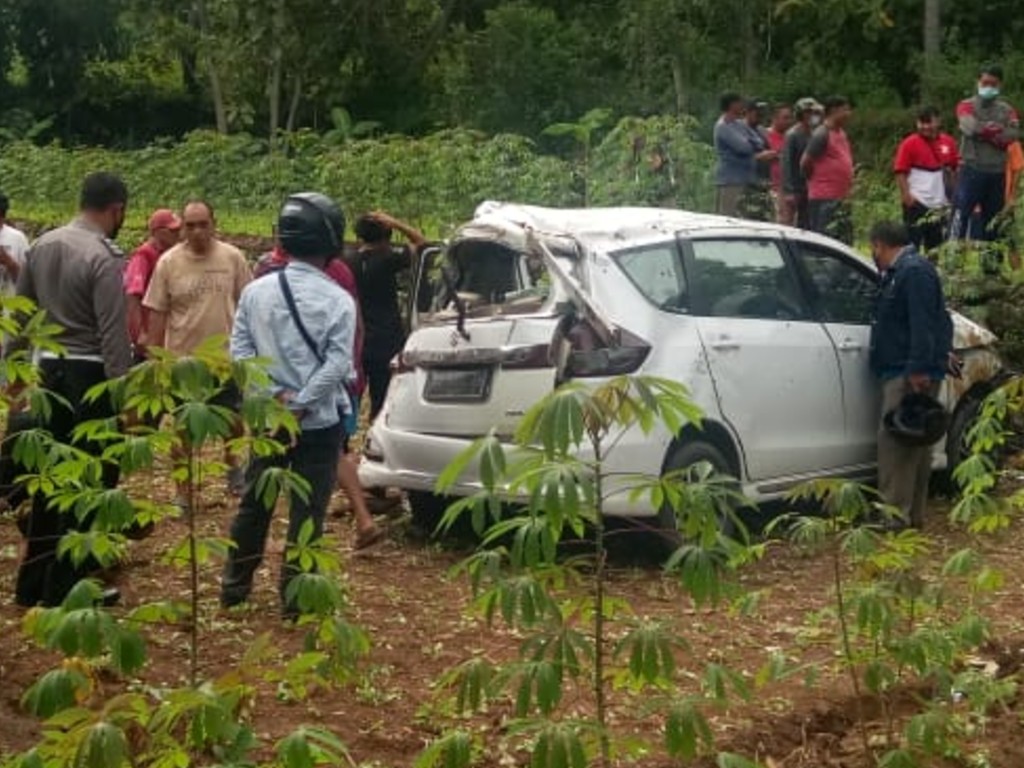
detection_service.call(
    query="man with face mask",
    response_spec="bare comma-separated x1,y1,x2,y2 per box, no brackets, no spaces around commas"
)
951,63,1020,242
868,221,953,529
780,97,822,227
893,106,960,251
11,172,133,606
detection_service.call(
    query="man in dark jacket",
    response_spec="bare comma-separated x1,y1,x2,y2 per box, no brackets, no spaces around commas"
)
868,221,953,528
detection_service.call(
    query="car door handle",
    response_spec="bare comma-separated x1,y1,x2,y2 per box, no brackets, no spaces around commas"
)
837,339,863,352
709,338,740,351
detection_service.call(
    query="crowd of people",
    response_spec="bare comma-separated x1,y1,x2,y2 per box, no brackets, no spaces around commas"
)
2,174,423,613
713,63,1021,256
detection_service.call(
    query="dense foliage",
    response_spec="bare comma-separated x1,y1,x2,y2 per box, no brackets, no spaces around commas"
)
1,0,1024,147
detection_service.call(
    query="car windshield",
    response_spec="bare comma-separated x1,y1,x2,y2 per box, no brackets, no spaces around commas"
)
419,239,554,321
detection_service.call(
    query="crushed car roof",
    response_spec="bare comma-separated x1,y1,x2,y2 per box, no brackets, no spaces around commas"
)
470,200,793,252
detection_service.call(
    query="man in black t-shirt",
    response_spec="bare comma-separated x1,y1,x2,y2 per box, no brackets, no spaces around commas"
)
344,211,425,419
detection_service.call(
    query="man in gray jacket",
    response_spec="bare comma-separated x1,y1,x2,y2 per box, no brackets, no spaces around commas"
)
13,172,132,607
951,63,1020,242
713,92,757,217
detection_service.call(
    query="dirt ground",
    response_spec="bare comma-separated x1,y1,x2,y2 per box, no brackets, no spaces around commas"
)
1,474,1023,767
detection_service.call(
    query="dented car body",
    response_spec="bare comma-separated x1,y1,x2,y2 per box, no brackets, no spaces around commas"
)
359,203,1005,519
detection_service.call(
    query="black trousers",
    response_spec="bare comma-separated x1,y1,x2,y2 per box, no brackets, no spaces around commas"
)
364,354,393,421
903,202,948,252
221,423,343,611
15,359,119,607
808,198,854,245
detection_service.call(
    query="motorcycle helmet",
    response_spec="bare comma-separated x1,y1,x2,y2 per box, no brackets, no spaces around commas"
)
277,192,345,258
883,391,949,446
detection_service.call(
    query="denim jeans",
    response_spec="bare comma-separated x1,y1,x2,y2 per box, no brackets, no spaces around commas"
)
221,423,343,612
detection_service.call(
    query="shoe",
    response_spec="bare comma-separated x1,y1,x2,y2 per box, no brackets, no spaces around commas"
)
227,466,246,496
354,525,386,551
96,588,121,607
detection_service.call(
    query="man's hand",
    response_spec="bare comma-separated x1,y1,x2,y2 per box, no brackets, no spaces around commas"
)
901,191,918,208
907,372,932,393
947,352,964,379
755,149,778,162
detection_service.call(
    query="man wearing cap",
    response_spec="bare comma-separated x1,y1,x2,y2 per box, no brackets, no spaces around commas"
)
780,97,822,227
802,95,856,244
868,221,953,529
124,208,181,357
221,192,357,615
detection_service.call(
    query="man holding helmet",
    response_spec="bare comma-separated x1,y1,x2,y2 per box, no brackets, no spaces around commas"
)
221,192,357,615
868,221,953,529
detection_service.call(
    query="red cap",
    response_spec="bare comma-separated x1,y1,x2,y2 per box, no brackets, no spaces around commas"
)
148,208,182,232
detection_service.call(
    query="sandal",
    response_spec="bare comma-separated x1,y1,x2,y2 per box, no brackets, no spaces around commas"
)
354,525,386,551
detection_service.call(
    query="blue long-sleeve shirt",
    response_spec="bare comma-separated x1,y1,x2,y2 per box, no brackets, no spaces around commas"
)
231,260,356,430
714,116,757,186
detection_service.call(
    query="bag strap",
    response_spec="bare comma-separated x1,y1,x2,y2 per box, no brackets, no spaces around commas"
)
277,270,325,366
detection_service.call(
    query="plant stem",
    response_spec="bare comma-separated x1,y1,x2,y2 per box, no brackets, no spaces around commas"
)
188,445,199,687
592,436,610,767
832,541,873,763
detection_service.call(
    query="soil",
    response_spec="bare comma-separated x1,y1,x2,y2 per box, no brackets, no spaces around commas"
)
1,474,1023,767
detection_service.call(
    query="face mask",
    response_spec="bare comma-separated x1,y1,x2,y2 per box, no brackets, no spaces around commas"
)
978,85,1000,100
809,114,822,127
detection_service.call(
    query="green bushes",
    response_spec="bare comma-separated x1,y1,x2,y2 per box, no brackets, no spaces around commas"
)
0,119,718,239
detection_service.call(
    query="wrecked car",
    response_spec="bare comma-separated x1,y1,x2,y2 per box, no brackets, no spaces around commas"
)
358,202,1006,530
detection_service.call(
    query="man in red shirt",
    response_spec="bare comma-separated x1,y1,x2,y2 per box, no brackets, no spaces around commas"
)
766,103,793,194
253,245,383,549
124,208,181,355
801,96,855,244
893,106,960,252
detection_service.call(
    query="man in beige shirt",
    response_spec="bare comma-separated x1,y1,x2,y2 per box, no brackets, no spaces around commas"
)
142,200,252,503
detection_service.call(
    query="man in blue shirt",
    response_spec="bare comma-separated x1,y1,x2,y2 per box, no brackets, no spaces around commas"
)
868,221,953,528
221,192,357,614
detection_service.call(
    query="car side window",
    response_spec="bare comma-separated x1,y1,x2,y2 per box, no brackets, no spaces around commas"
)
688,238,807,320
614,242,689,312
794,243,878,325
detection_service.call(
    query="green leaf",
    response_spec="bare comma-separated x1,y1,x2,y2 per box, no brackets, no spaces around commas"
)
21,668,90,718
415,731,472,768
665,700,714,759
74,722,128,768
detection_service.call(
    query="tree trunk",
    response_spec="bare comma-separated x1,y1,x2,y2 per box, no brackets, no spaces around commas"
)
194,0,228,134
268,0,286,149
670,54,686,116
740,4,757,84
923,0,942,100
285,75,302,134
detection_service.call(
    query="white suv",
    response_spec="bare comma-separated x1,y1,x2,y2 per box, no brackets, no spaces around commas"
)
359,203,1004,529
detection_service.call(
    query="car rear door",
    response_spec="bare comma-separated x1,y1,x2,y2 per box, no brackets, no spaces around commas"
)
787,238,881,467
681,234,848,482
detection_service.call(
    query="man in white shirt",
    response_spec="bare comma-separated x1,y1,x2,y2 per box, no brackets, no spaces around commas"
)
0,193,29,296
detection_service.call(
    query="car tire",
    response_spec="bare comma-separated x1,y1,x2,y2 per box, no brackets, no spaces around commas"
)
407,491,450,536
945,395,983,479
659,440,739,541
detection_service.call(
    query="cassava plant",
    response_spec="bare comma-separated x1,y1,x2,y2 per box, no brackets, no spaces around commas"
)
417,375,762,768
2,320,368,768
770,474,1013,767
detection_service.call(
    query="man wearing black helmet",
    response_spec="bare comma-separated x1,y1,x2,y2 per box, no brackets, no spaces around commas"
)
868,221,953,529
221,192,357,615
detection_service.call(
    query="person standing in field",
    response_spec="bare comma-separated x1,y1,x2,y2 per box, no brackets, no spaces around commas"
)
738,100,777,222
780,97,823,228
999,140,1024,269
713,92,758,217
343,210,425,421
868,221,952,529
253,242,384,549
802,95,856,244
222,192,358,615
951,63,1020,243
124,208,181,359
893,106,960,252
142,200,252,504
12,172,133,607
0,192,29,298
766,103,794,220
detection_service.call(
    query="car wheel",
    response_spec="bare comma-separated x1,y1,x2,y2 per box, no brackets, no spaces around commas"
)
946,395,983,478
659,440,740,541
407,491,450,536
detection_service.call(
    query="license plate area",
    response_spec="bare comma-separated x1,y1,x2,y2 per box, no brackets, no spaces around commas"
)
423,366,494,403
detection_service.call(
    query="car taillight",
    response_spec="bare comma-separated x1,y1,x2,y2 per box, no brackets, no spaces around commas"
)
564,329,650,378
501,343,553,370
